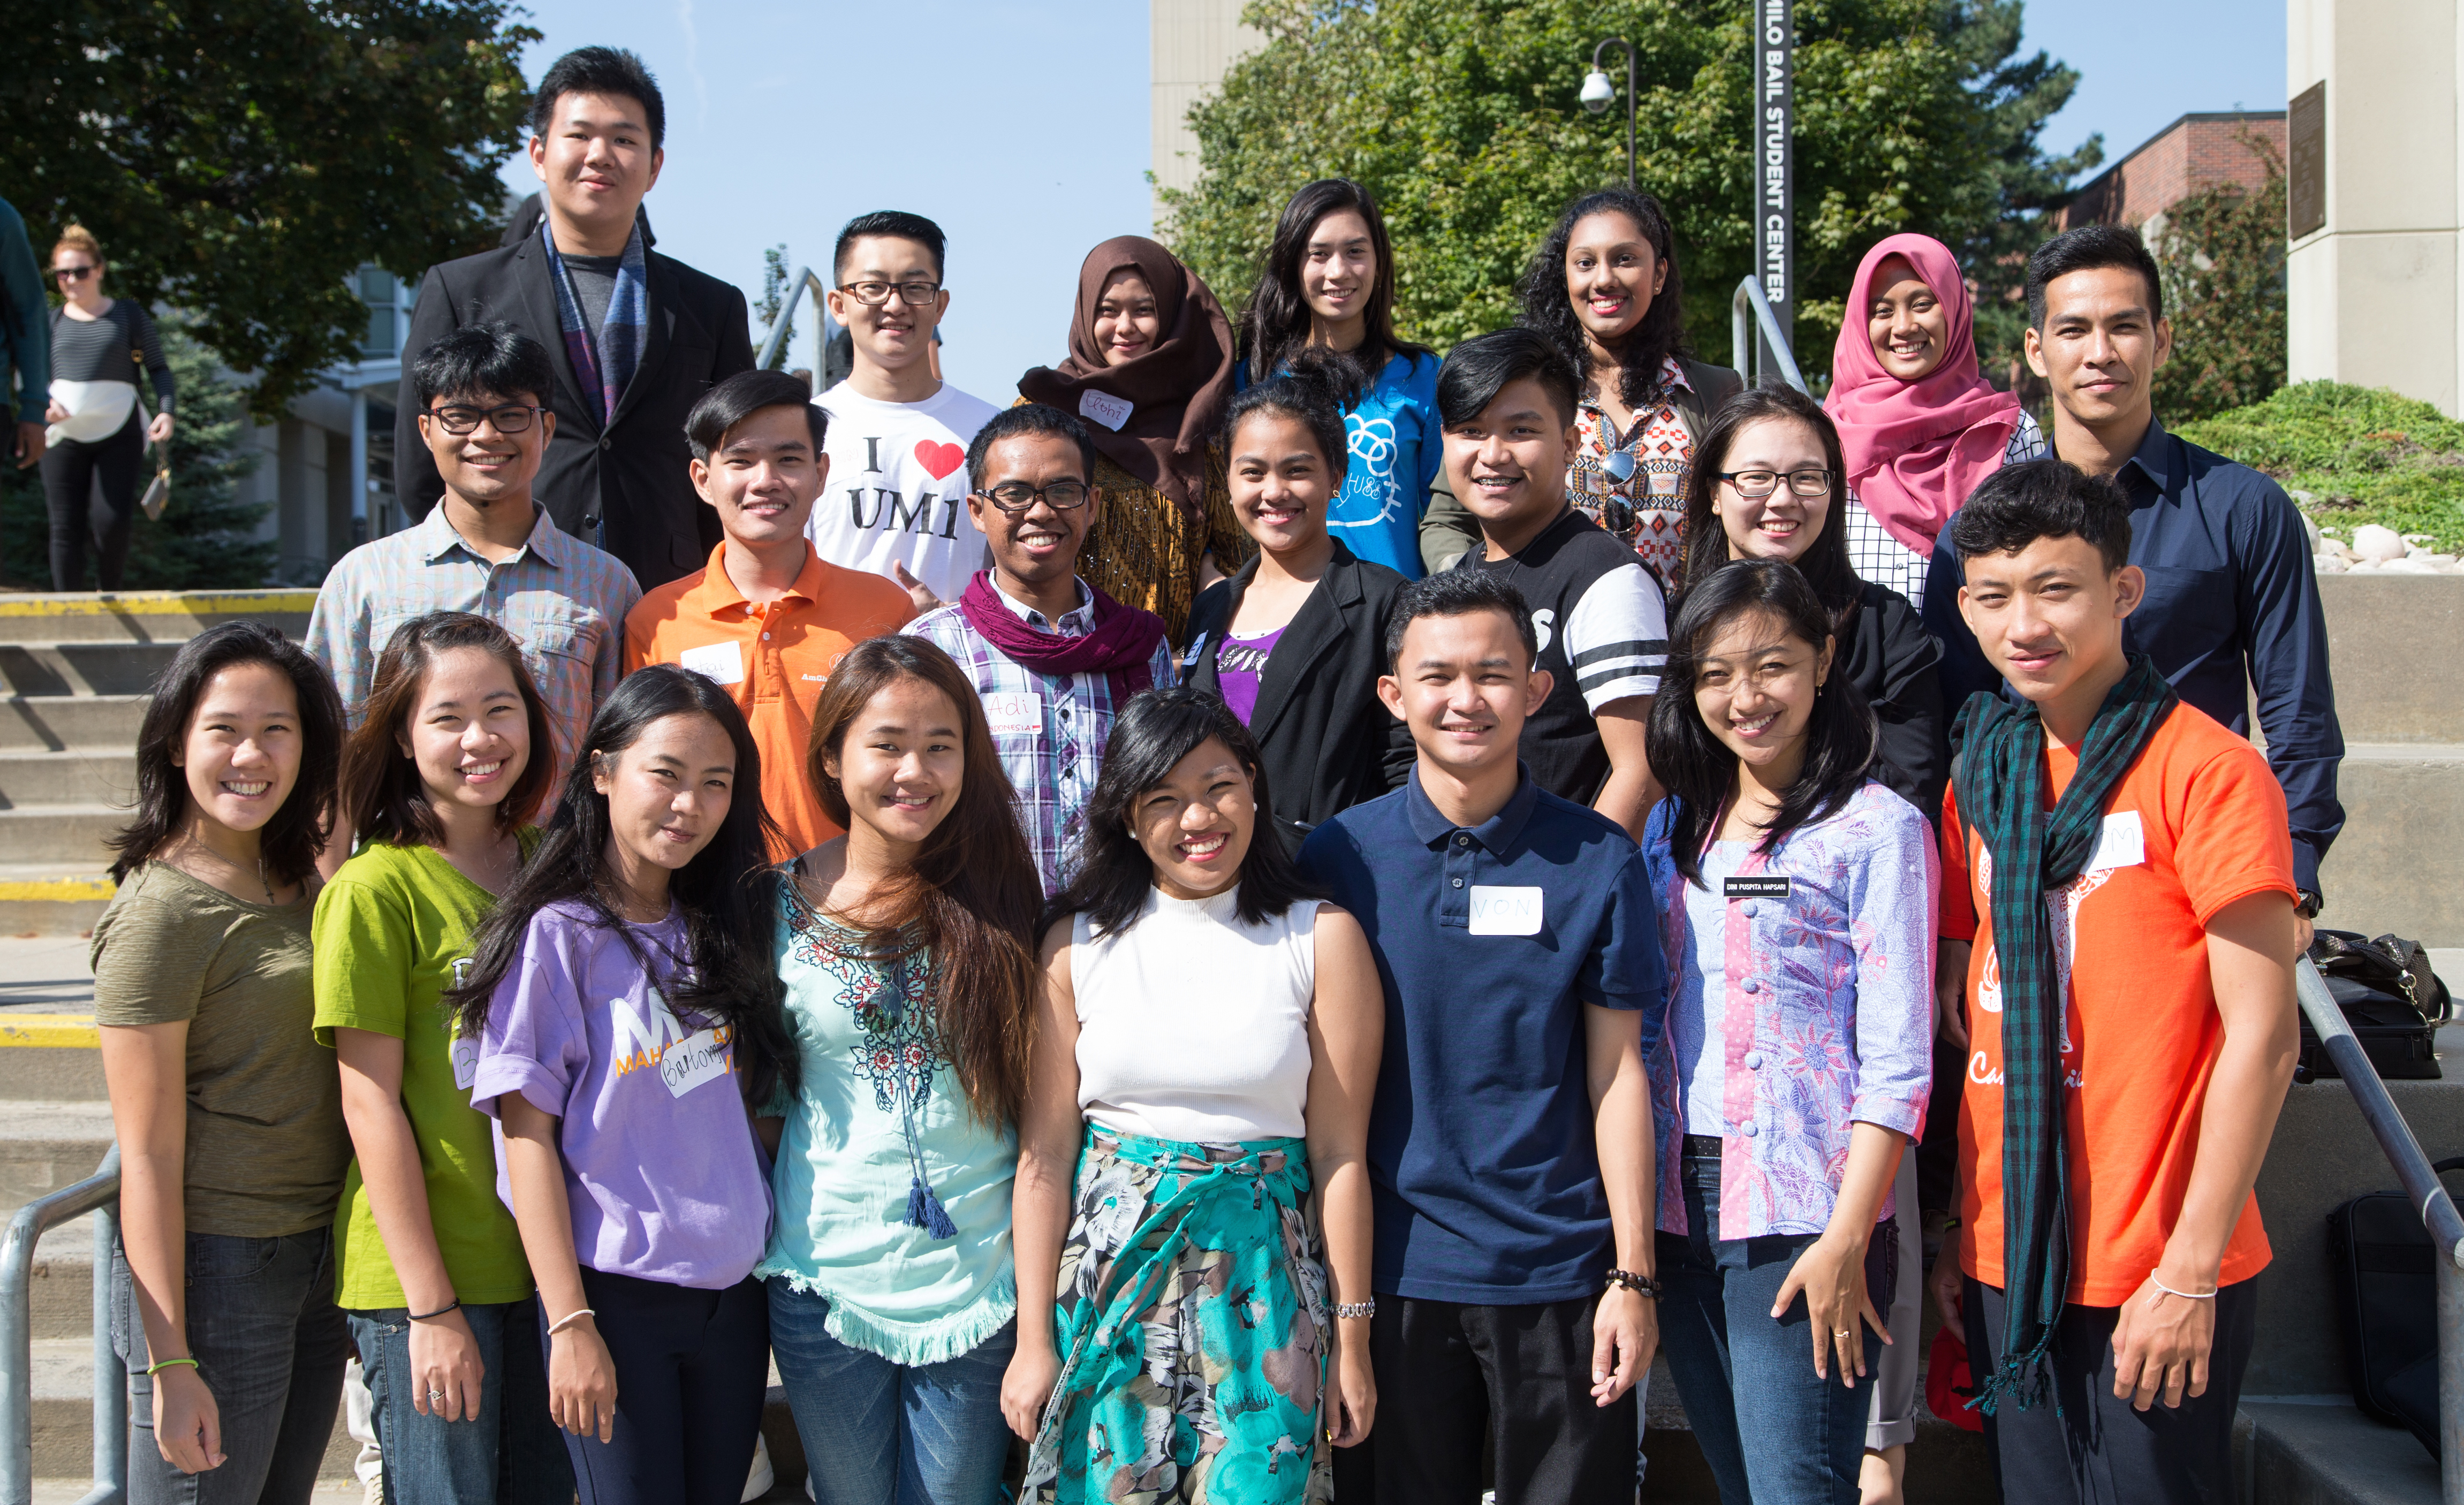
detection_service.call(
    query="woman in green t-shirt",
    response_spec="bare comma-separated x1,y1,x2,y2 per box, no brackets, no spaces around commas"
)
312,611,567,1505
95,621,348,1502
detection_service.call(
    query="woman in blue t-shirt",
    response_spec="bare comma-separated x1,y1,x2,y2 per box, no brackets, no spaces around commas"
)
1235,178,1440,580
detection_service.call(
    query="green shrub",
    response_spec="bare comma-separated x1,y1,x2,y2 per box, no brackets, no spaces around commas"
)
2175,381,2464,552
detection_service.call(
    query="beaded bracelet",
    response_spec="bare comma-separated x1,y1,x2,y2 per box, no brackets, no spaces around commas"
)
1606,1268,1665,1299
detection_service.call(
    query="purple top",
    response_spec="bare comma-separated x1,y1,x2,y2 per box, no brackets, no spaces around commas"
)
471,900,772,1289
1213,625,1287,726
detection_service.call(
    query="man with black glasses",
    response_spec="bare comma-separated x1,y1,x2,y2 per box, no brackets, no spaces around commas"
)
808,210,1000,610
314,323,639,792
907,404,1172,895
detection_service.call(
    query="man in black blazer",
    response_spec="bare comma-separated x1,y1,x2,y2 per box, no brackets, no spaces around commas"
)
395,47,753,590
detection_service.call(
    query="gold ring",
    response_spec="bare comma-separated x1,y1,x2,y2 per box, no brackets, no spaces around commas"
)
1832,1328,1852,1337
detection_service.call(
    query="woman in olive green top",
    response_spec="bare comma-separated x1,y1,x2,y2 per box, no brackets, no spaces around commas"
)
312,612,566,1505
95,622,348,1502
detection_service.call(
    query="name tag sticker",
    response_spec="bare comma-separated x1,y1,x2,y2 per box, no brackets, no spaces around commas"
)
658,1028,731,1099
1723,876,1792,899
450,1033,479,1093
982,691,1043,737
1077,390,1133,432
2088,810,2145,873
678,640,745,686
1467,885,1544,936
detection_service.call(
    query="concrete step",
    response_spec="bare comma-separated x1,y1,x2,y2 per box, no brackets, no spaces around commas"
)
0,697,149,752
0,1100,115,1220
0,750,137,810
0,872,115,940
2318,574,2464,743
26,1337,359,1483
0,592,316,647
2239,1399,2439,1505
0,643,184,700
0,1018,103,1100
2314,743,2464,947
0,808,125,877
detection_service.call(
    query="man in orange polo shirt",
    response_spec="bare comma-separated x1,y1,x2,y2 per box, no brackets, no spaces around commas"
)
626,369,912,857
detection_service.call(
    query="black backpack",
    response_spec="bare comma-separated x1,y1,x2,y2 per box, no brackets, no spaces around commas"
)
2327,1158,2463,1457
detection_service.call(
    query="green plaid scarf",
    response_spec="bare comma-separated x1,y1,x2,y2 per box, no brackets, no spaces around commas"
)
1952,654,2176,1411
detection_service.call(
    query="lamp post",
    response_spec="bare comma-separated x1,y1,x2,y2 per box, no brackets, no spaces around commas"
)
1580,36,1636,192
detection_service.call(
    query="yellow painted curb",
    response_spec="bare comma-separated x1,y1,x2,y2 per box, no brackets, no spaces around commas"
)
0,591,317,618
0,878,115,902
0,1015,97,1048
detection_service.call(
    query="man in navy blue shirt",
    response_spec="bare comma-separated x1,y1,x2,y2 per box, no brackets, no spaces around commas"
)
1924,225,2344,943
1300,569,1661,1505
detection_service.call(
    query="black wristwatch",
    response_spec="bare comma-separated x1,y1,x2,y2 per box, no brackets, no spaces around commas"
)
2295,887,2323,919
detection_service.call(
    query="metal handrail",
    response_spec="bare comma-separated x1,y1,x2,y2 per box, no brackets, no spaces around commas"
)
1731,277,1809,394
754,265,843,381
2295,956,2462,1502
0,1144,124,1505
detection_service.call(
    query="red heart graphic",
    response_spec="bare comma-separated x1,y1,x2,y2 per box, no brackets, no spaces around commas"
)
914,440,965,480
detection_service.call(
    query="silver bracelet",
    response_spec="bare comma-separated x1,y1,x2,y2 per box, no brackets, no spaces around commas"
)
2147,1276,2216,1302
546,1307,598,1335
1333,1300,1376,1320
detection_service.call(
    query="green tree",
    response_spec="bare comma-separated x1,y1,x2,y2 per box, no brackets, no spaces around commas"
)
2150,135,2287,423
1161,0,2097,385
755,245,799,370
0,0,538,416
0,319,275,589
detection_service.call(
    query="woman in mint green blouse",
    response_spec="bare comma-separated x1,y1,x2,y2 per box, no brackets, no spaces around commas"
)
757,635,1042,1504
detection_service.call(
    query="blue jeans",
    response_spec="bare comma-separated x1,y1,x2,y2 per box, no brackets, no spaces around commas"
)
112,1229,351,1505
346,1296,573,1505
1655,1152,1896,1505
767,1280,1015,1505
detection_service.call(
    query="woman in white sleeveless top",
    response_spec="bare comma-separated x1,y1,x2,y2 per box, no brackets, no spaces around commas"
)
1002,687,1383,1503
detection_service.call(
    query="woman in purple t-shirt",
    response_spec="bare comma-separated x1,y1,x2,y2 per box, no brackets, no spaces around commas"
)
1179,354,1413,855
451,665,799,1505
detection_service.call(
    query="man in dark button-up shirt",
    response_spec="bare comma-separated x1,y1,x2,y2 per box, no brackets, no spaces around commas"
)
1925,225,2343,930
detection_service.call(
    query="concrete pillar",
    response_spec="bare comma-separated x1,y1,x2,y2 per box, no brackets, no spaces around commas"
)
2286,0,2463,418
1149,0,1263,225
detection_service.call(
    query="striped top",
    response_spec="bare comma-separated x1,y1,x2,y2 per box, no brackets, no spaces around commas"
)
50,301,173,412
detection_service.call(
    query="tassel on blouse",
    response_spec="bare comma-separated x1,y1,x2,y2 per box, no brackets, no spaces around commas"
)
907,1175,959,1240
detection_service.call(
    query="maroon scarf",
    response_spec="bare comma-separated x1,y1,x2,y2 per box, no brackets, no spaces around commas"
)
956,572,1167,706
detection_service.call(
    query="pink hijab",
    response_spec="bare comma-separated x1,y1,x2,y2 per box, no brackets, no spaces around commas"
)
1824,234,2021,555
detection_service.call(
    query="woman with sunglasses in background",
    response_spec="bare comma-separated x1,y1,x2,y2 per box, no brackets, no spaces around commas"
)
41,224,173,591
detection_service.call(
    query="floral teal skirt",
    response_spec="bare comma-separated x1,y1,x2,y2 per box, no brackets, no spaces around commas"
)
1021,1126,1332,1504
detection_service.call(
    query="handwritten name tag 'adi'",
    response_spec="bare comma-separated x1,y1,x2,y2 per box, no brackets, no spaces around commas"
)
1077,390,1133,432
1467,885,1544,936
659,1027,731,1098
982,691,1043,738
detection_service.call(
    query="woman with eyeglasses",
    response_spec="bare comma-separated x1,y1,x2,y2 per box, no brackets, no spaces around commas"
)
1420,189,1742,580
1235,179,1442,582
1019,236,1250,642
41,224,173,591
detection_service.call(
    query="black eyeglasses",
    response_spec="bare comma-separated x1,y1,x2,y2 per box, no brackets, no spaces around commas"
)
52,264,95,283
837,280,942,307
423,404,544,435
975,480,1090,513
1718,468,1835,499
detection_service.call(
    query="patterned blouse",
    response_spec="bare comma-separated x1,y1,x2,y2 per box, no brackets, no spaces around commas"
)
1568,355,1700,584
1060,444,1254,646
1842,409,2048,613
1641,782,1938,1241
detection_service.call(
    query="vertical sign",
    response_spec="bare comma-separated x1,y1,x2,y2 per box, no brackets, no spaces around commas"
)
1758,0,1794,366
2288,81,2326,241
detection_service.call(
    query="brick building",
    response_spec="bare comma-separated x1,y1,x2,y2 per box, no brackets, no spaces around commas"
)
2059,110,2287,233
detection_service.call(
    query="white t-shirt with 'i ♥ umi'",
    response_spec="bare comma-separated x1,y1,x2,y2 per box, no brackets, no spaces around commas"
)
809,379,1001,604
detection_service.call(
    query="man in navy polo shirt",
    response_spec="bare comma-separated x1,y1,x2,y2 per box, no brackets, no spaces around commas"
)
1300,568,1661,1505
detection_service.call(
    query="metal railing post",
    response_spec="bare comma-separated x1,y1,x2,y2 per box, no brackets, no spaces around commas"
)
756,267,840,381
2294,958,2464,1505
0,1145,123,1505
1730,278,1810,395
79,1192,123,1505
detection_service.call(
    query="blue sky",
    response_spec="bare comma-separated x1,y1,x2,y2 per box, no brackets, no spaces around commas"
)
493,1,2287,398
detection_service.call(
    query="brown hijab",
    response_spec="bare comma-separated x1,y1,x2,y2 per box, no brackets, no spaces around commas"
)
1018,236,1237,525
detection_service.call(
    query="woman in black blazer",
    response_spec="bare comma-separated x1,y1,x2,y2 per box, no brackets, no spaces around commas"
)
1181,356,1413,854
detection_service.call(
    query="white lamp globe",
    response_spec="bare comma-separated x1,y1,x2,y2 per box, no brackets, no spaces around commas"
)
1579,70,1616,113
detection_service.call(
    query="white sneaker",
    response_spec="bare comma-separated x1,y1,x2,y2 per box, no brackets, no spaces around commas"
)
740,1431,775,1503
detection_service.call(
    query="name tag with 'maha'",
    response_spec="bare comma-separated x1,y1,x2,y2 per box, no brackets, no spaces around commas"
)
1467,885,1544,936
1723,876,1792,899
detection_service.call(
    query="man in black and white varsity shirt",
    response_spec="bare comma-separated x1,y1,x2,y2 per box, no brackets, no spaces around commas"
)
1441,329,1666,839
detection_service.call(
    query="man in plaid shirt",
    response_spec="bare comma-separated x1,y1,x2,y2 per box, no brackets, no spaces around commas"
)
907,405,1172,895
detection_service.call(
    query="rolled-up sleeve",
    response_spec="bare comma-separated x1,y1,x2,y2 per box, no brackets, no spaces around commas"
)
1846,799,1937,1141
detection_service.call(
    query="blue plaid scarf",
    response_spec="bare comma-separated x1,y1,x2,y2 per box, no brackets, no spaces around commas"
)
1952,654,2175,1412
541,219,649,427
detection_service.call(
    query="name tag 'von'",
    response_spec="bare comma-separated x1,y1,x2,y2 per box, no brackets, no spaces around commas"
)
982,691,1043,737
659,1028,731,1098
1468,885,1544,936
1723,876,1792,899
678,640,745,686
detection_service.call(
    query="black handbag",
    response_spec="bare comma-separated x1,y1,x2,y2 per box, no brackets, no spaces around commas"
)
2326,1157,2463,1457
2296,930,2450,1082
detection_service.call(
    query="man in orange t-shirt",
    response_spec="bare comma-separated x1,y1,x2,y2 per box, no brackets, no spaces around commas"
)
1927,460,2299,1505
626,370,912,858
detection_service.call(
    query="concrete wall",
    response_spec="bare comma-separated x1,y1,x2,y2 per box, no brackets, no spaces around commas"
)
2286,0,2464,418
1149,0,1262,222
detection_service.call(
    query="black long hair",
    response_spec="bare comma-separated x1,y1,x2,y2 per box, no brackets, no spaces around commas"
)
342,612,557,848
1219,345,1352,489
1237,178,1434,406
1677,382,1858,612
1647,559,1877,887
109,622,345,888
451,665,797,1108
1046,687,1323,939
1517,188,1690,414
